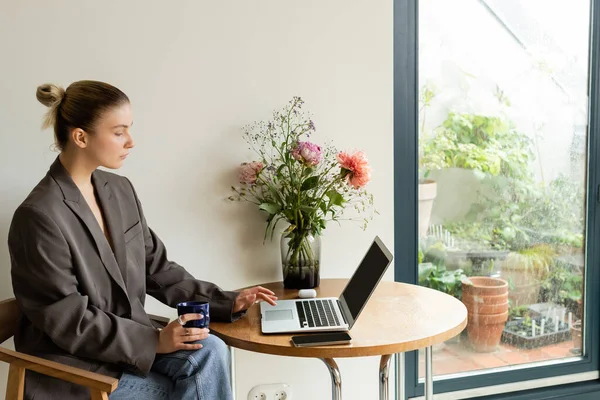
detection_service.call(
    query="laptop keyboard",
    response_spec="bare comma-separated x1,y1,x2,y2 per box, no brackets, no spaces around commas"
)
296,299,341,328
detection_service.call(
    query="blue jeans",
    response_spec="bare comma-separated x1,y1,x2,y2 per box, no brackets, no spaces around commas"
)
109,335,232,400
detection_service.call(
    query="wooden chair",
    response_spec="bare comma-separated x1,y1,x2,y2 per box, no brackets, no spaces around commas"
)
0,298,170,400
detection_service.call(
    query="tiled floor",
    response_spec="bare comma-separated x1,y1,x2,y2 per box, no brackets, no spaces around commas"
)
418,334,579,378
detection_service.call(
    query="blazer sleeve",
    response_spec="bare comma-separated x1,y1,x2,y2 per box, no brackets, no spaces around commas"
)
9,205,160,374
125,178,242,321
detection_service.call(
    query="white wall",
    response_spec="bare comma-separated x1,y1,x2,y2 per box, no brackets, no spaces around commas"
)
0,1,393,399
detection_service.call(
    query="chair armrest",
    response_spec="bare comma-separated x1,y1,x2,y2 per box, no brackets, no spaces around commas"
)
148,314,170,329
0,347,118,394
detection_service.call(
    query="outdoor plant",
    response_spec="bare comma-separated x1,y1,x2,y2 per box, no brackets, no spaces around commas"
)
420,112,534,180
504,315,569,338
418,263,467,300
420,240,448,267
419,110,536,250
229,97,376,286
421,110,584,251
449,176,584,251
539,262,583,313
502,244,555,281
508,303,529,321
418,84,585,340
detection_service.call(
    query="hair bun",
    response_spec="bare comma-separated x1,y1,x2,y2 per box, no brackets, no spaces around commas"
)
37,83,65,130
36,83,65,108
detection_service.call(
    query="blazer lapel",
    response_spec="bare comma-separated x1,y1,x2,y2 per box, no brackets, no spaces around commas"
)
92,171,128,287
49,158,129,298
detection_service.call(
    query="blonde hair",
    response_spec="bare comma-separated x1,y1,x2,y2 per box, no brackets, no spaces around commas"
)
36,80,129,151
36,84,65,130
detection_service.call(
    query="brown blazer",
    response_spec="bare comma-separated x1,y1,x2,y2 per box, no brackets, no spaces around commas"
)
8,157,241,400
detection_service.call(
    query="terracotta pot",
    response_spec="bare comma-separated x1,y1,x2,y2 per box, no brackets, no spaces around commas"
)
462,292,508,305
418,180,437,237
463,277,508,296
462,277,509,352
571,320,582,352
500,253,542,306
462,299,509,315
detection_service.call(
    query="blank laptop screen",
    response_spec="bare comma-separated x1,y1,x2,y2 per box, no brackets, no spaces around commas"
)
341,239,392,320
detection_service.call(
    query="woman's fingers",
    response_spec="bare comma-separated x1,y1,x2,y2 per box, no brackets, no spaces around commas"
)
179,328,209,337
179,334,208,343
176,313,204,326
256,292,277,306
234,286,278,312
178,343,204,351
241,286,275,297
158,320,209,354
254,286,276,296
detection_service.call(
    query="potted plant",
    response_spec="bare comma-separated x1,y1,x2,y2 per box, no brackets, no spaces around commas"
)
229,97,377,289
502,313,571,349
418,179,437,238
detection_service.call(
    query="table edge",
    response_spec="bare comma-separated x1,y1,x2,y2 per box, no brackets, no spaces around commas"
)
212,317,467,358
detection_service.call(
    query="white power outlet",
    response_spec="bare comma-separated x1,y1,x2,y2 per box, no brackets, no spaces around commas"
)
247,383,292,400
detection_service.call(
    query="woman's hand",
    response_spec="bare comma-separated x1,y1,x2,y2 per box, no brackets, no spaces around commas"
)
233,286,278,313
156,313,209,354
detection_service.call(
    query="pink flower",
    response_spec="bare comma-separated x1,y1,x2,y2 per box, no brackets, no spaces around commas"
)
337,151,371,188
239,161,264,184
291,141,323,166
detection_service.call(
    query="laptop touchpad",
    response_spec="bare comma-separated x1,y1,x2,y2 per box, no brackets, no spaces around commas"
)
265,310,294,321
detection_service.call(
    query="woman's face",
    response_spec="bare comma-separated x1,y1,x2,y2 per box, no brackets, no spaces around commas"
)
86,102,135,169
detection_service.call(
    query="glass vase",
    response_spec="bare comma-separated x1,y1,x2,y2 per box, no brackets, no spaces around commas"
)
280,230,321,289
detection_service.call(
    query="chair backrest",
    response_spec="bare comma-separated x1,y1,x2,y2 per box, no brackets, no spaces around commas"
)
0,298,20,344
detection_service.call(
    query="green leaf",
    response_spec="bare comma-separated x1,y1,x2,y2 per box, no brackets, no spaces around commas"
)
326,190,345,207
319,201,327,215
259,203,281,215
276,164,286,179
439,273,458,286
418,263,435,281
270,216,286,241
263,214,275,243
303,167,313,177
301,176,319,191
299,205,317,213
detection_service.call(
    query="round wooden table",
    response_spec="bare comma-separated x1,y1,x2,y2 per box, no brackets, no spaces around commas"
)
210,279,467,400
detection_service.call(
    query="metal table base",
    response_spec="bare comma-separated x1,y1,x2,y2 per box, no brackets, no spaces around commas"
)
230,346,434,400
321,347,433,400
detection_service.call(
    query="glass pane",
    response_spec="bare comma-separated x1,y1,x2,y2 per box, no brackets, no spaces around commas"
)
418,0,589,379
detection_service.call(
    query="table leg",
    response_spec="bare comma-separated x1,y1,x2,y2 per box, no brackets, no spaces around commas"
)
379,354,392,399
228,345,236,400
425,346,433,400
395,353,405,400
321,358,342,400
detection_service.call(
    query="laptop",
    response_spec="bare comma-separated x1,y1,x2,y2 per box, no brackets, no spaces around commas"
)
260,236,394,334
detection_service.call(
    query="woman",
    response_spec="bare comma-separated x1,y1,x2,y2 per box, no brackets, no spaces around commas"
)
8,80,277,400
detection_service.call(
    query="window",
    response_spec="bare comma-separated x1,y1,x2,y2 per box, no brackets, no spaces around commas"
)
394,0,600,398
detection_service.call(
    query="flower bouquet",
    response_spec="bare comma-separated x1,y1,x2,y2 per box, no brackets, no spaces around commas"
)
229,97,376,288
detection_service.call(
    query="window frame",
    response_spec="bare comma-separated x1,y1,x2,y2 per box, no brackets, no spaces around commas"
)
393,0,600,398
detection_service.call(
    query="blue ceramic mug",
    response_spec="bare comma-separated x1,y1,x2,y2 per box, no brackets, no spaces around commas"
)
176,301,210,328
